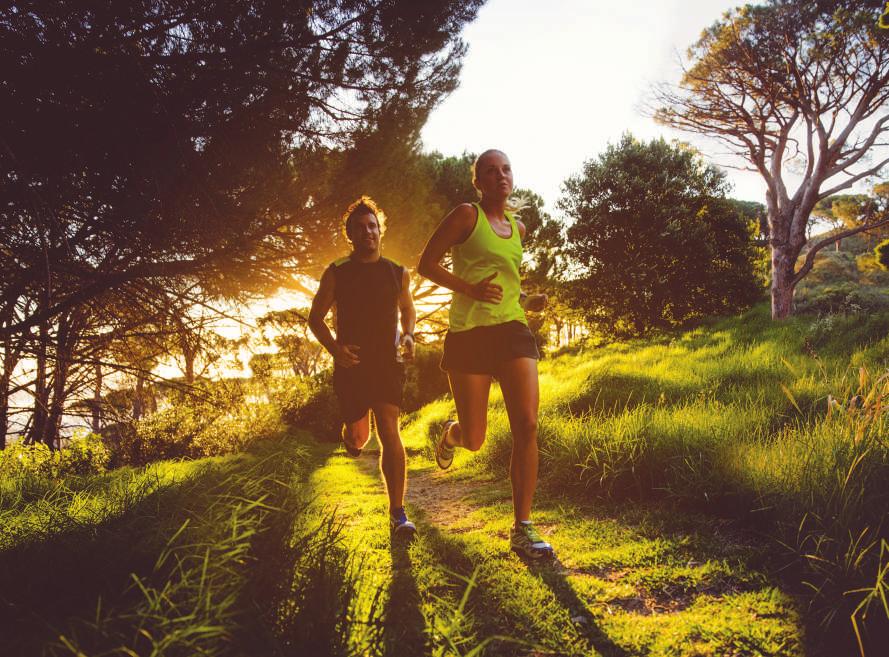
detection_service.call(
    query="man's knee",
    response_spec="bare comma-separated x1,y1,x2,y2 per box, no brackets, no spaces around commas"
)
342,422,369,448
372,407,402,445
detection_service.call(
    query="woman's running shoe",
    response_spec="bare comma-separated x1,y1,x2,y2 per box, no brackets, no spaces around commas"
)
435,420,457,469
389,507,417,536
510,521,554,559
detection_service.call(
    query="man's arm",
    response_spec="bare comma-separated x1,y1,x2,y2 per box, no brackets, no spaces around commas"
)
398,267,417,359
308,266,360,367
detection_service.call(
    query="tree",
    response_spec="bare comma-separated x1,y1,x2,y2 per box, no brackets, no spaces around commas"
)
559,135,763,337
655,1,889,318
0,0,484,338
256,308,328,377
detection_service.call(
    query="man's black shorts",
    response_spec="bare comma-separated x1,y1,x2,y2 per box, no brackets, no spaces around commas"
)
440,320,539,376
332,360,405,424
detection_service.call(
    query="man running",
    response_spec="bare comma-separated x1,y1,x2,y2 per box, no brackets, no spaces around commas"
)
308,196,418,536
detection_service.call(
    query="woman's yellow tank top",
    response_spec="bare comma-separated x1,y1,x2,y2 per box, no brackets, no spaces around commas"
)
448,203,527,332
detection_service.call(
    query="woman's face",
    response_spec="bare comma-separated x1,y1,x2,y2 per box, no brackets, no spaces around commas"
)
474,151,513,200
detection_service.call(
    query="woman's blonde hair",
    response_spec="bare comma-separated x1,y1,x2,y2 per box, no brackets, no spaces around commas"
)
470,149,527,215
341,195,387,241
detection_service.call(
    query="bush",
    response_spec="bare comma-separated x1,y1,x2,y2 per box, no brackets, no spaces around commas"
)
402,342,449,412
0,433,110,479
875,238,889,270
273,372,341,441
795,282,889,316
273,344,449,439
114,381,285,465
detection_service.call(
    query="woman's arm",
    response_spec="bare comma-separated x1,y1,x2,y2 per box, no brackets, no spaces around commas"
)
417,204,502,303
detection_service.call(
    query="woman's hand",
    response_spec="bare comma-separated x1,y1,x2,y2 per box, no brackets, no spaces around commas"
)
469,273,503,304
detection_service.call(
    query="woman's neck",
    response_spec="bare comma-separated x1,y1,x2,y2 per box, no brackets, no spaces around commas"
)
479,196,507,220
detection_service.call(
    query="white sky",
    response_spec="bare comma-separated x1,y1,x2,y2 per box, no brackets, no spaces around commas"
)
421,0,770,210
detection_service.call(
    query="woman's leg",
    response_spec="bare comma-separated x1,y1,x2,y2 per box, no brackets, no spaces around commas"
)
445,371,493,452
371,402,406,514
496,357,540,523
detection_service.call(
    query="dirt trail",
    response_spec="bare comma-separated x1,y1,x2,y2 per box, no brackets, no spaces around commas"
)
356,449,491,528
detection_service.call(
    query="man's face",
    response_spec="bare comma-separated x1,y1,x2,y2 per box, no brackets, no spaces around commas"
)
348,211,381,253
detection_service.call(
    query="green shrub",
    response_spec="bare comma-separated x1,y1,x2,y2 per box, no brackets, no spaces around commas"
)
875,238,889,270
402,342,449,412
795,282,889,316
0,433,110,480
120,388,285,465
274,371,341,441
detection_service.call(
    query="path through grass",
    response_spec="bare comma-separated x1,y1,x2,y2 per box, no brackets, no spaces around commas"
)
302,425,803,657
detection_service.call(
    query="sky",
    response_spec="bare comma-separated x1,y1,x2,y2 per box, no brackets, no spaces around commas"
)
421,0,769,211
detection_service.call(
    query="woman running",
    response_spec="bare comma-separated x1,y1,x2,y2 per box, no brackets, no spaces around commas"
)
417,149,553,559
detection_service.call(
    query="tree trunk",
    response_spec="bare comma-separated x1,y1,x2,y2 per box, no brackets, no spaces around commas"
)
28,321,49,446
45,315,72,450
770,245,797,319
92,361,102,433
183,343,196,384
133,376,144,420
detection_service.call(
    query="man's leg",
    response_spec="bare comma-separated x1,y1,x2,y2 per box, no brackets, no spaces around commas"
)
342,411,371,455
371,402,406,513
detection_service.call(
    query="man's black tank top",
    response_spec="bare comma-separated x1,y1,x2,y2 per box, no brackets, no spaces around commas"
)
328,255,403,364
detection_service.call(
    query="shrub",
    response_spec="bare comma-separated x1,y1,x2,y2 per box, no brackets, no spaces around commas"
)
117,383,285,465
274,371,341,441
795,282,889,317
875,238,889,270
402,342,449,412
0,433,110,479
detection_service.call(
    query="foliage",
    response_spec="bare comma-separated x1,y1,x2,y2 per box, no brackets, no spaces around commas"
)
114,381,283,464
876,239,889,270
0,433,109,480
273,373,342,441
402,343,450,412
559,134,763,336
0,1,486,334
273,344,449,438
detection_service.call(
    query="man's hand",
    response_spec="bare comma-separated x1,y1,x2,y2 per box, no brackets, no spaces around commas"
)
469,272,503,304
399,333,415,361
334,344,361,367
521,293,548,312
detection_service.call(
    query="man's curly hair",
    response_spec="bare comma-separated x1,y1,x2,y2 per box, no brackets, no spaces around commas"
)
342,195,387,242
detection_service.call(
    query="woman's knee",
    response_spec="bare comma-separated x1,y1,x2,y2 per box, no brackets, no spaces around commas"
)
510,415,538,441
458,422,487,451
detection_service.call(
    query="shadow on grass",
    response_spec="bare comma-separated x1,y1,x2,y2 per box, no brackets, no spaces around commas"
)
521,556,630,657
413,519,623,657
383,533,430,657
0,464,218,655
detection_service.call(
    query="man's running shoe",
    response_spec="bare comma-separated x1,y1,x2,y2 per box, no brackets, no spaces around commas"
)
435,420,456,470
389,507,417,536
510,521,554,559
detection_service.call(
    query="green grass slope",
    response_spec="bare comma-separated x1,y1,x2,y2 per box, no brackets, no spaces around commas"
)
404,303,889,655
